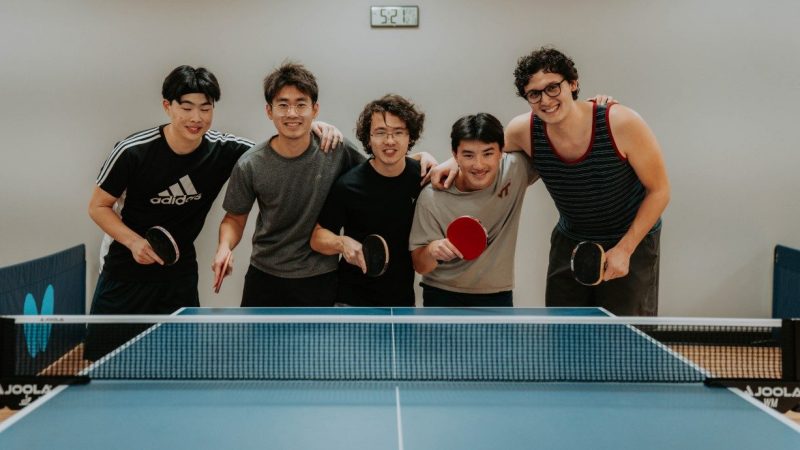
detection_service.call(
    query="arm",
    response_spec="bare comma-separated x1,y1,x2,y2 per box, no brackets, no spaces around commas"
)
311,121,343,152
408,151,438,184
310,224,367,273
212,212,248,287
603,105,670,281
88,185,163,265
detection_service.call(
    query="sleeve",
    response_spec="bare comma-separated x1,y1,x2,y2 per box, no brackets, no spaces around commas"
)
95,143,137,198
317,179,347,233
509,151,539,186
408,188,445,251
222,158,257,215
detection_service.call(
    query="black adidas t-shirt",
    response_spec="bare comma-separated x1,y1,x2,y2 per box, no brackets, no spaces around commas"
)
317,158,422,306
96,125,254,281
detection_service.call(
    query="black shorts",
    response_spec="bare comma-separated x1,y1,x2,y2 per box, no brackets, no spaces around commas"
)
545,227,660,316
85,271,199,361
89,270,199,315
421,283,513,307
241,265,337,307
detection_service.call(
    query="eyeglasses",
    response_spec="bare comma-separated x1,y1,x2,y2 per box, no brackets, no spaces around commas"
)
370,129,409,140
271,103,312,115
523,79,567,104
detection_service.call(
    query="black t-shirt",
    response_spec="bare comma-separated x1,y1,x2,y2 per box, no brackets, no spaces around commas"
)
96,126,254,281
318,158,422,306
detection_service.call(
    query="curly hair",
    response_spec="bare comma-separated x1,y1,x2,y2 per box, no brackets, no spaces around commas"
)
263,62,318,104
513,47,579,100
355,94,425,155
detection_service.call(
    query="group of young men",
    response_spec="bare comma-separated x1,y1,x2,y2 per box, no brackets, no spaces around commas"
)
88,47,669,325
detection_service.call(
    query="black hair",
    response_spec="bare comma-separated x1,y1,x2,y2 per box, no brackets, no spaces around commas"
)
161,65,220,104
450,113,504,153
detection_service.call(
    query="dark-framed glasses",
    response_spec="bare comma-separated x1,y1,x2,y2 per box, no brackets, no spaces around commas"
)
371,129,409,140
524,79,567,104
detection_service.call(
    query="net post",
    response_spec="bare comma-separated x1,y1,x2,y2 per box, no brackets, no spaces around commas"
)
780,318,799,381
0,317,15,378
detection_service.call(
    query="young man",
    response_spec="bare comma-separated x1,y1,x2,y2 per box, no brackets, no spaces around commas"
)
310,94,425,307
410,113,537,307
213,65,435,307
505,47,670,315
88,65,341,317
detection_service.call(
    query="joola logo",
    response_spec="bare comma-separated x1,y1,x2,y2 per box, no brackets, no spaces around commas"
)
0,384,52,396
745,385,800,398
23,285,55,358
151,175,203,205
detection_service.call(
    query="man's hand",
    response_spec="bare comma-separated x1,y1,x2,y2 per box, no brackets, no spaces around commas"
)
340,235,367,273
426,238,463,262
417,152,438,185
211,245,234,291
429,157,458,190
129,237,164,265
602,245,631,281
587,95,618,106
311,121,344,152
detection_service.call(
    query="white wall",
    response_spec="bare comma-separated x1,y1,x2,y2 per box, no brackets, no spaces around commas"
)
1,0,798,317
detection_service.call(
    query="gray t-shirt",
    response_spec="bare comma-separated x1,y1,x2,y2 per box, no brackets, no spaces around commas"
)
409,152,537,293
223,134,365,278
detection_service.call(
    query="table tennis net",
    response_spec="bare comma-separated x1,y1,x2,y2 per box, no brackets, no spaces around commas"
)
1,316,796,383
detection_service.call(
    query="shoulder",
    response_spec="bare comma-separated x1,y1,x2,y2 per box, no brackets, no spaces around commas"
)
112,126,162,153
205,130,255,152
504,112,532,154
234,140,270,167
607,105,657,158
607,104,648,132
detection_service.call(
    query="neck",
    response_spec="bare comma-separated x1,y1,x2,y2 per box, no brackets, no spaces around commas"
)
454,173,480,192
370,158,406,177
163,124,202,155
271,133,312,158
545,101,591,137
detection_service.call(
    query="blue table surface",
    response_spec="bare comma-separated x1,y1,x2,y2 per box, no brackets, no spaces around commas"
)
1,307,798,450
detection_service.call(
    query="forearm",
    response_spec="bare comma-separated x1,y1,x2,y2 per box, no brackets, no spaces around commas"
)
218,213,247,251
412,246,438,275
616,188,670,255
310,224,343,255
88,204,140,250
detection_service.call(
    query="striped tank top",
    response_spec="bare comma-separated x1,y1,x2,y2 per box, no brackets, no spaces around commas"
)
530,103,661,242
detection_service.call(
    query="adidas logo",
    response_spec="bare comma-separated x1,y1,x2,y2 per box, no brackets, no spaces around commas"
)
150,175,203,205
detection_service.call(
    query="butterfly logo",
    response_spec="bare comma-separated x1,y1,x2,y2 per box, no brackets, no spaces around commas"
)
23,285,55,358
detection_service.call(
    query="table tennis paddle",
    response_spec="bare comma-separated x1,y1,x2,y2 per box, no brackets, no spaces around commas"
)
145,226,179,265
446,216,488,260
214,252,233,294
362,234,389,277
571,241,606,285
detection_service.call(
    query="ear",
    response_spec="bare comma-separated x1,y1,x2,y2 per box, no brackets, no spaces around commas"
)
162,99,171,113
265,104,273,120
569,80,579,92
311,102,320,120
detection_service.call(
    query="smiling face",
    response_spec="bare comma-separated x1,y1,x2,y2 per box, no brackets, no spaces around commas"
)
454,140,502,192
266,85,319,142
162,93,214,148
524,70,578,124
368,112,409,175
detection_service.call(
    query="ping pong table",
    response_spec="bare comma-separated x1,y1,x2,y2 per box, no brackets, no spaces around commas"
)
1,307,799,449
